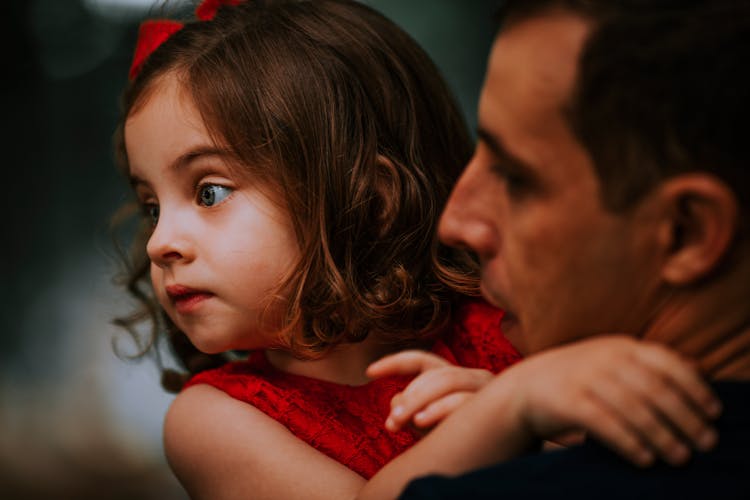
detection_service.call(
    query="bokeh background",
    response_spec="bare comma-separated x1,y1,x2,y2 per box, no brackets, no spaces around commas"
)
3,1,498,497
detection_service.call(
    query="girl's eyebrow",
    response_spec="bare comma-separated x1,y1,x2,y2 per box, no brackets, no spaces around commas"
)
129,146,233,188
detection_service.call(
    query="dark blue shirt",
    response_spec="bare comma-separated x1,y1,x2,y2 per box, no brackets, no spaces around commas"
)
401,382,749,499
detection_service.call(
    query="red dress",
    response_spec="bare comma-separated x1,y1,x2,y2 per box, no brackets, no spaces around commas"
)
184,300,521,478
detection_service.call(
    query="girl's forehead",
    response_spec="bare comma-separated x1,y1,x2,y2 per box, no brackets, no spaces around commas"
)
127,77,204,137
128,70,192,120
124,79,216,178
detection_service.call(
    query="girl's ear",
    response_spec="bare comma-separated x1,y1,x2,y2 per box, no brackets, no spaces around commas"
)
658,174,739,285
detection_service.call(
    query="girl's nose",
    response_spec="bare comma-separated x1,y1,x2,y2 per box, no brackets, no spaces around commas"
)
146,212,195,267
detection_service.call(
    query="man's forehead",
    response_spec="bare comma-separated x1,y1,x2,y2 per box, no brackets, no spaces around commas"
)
474,11,602,196
477,11,591,154
484,11,590,113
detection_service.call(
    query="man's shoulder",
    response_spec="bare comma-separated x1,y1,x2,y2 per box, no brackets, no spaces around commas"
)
401,381,750,499
403,441,749,499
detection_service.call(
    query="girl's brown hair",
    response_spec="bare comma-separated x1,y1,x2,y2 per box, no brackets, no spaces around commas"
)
114,0,478,391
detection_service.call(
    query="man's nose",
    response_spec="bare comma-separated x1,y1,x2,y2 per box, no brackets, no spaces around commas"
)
438,161,500,259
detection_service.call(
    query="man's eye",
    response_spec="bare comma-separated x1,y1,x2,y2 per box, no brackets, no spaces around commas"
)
198,184,233,207
504,173,529,192
490,165,527,193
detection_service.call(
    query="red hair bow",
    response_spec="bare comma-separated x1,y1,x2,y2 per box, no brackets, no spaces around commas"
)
129,19,184,80
196,0,245,21
128,0,246,80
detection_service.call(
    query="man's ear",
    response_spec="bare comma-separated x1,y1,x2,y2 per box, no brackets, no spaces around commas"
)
659,174,738,285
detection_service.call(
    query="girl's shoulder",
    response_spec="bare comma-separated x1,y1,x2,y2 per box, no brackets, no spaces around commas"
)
181,351,330,420
163,383,365,498
163,383,280,493
180,352,421,478
164,383,273,452
433,299,522,373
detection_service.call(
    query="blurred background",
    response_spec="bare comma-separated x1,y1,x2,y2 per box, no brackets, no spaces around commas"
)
2,1,497,497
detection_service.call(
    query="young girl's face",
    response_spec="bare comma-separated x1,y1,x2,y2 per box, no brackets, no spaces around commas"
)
124,74,299,354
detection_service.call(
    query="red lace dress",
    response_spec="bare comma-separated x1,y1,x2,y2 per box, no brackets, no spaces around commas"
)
183,300,521,478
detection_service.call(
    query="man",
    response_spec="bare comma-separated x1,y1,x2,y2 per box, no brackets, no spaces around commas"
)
395,0,749,497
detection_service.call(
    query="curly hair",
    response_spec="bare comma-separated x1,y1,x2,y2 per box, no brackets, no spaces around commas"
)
113,0,479,392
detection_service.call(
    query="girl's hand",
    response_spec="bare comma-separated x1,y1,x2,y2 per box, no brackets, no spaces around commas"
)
499,335,722,467
367,351,493,432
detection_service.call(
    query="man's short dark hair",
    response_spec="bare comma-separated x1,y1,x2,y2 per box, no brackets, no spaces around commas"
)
497,0,750,216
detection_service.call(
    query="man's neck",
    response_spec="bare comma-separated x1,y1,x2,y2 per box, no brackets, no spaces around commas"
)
641,264,750,380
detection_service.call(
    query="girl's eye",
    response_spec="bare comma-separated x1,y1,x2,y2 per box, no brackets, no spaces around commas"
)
198,184,233,207
144,204,160,225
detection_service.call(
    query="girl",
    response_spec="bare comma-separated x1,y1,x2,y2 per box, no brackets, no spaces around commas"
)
115,1,717,498
116,0,520,496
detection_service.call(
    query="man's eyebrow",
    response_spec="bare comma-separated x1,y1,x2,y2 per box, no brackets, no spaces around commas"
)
129,146,232,188
476,127,531,171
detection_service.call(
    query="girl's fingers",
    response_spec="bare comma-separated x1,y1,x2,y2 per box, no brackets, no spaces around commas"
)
412,392,472,429
367,350,450,379
385,367,493,432
397,368,489,413
385,392,406,432
386,369,467,431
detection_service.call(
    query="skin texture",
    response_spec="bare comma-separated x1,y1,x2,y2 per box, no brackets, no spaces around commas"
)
358,9,744,498
359,337,720,500
437,10,750,376
438,12,668,354
125,74,299,355
435,6,730,451
125,74,380,499
366,351,494,431
133,71,716,500
128,11,740,498
125,73,403,383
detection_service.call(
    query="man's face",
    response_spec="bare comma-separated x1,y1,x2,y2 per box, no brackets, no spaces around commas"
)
439,12,664,354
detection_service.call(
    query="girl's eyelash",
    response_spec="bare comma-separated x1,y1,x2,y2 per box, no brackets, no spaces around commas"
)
141,202,160,225
133,180,234,226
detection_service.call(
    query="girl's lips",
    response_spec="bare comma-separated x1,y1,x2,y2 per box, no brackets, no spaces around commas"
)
173,292,213,313
165,285,214,313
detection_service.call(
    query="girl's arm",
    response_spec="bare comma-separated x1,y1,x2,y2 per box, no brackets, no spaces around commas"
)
164,384,365,500
357,336,721,500
164,357,496,499
166,336,719,500
366,351,494,432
